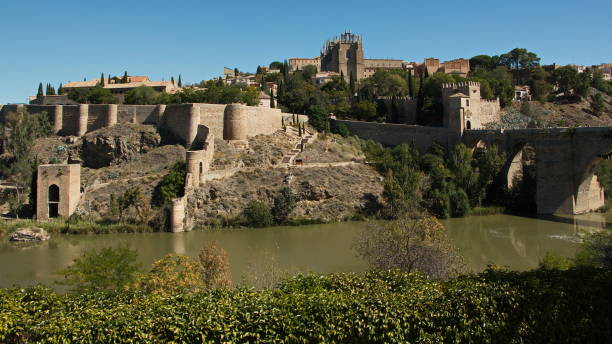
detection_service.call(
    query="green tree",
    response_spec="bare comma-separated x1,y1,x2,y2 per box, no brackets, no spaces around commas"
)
152,161,186,207
475,145,505,204
448,144,479,206
270,89,275,108
243,201,274,228
308,110,329,132
100,73,105,86
37,82,43,98
351,100,377,121
57,83,63,95
592,69,609,93
551,66,580,98
122,71,129,83
591,93,605,116
135,254,204,296
178,74,182,87
57,246,142,293
86,86,115,104
0,110,52,217
331,122,349,137
271,187,296,223
269,61,283,70
469,55,495,71
498,48,541,70
124,86,160,105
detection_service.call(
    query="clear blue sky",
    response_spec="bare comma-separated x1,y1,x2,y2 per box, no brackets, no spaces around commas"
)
1,0,610,104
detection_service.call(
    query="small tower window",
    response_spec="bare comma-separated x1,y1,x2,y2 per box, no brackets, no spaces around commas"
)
466,99,470,107
48,184,60,218
466,121,472,130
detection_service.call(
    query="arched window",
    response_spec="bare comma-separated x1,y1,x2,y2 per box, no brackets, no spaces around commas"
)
466,121,472,130
199,162,203,175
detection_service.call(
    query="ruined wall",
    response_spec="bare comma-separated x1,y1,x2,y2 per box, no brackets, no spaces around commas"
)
245,106,283,136
334,119,455,152
60,106,80,136
87,105,112,131
479,99,501,126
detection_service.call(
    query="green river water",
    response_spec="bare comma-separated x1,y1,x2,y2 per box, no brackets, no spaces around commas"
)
1,212,610,288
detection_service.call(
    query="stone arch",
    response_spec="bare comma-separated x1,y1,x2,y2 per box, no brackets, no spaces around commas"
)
48,184,60,218
466,120,471,129
506,142,536,190
573,150,610,214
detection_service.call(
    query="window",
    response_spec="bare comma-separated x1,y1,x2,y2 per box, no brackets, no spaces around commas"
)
466,121,472,130
48,184,60,218
466,99,470,107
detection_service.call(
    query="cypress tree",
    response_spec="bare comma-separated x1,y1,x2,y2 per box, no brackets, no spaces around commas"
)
424,67,429,78
349,72,356,95
408,72,414,98
178,75,182,87
100,73,105,87
416,72,425,123
171,76,175,85
48,84,56,96
122,71,128,83
37,83,44,98
270,89,275,108
58,83,63,95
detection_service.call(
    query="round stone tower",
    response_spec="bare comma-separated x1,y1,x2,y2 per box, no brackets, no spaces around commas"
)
223,104,248,141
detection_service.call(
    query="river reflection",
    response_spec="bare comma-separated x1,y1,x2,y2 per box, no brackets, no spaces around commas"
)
0,212,609,288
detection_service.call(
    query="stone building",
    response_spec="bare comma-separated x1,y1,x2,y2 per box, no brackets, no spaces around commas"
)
61,76,179,103
36,164,81,220
442,81,501,134
289,32,471,82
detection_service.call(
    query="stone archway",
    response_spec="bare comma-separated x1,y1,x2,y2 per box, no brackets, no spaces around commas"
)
573,151,610,214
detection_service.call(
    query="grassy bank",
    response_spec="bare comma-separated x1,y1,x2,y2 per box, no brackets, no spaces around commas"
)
0,218,154,236
0,268,610,343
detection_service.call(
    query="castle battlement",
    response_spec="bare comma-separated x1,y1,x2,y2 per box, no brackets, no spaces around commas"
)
442,81,481,90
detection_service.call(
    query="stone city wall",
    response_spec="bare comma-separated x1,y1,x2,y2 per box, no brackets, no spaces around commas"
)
196,104,227,138
117,105,158,124
334,119,456,152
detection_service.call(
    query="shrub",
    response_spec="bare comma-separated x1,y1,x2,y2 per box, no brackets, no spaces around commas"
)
198,242,232,289
242,201,274,227
3,268,611,343
135,254,204,296
152,161,186,207
331,122,350,137
271,187,296,223
354,216,465,279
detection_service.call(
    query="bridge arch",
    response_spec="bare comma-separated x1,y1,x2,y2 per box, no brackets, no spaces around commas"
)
573,149,610,214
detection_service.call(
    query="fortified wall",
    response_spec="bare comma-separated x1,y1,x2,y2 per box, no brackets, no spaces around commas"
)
0,103,284,147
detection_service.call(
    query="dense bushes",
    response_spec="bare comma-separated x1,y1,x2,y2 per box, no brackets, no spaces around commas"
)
1,268,610,343
152,161,186,207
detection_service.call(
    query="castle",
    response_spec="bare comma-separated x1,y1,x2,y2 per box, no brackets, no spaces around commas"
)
288,32,470,82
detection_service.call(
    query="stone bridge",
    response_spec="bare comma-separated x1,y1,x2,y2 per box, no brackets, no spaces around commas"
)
463,127,612,215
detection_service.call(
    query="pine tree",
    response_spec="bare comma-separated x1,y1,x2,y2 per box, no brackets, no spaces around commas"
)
100,73,105,87
178,75,182,87
270,89,275,108
37,83,44,98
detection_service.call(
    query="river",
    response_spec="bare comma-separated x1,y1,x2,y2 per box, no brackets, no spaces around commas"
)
1,212,610,288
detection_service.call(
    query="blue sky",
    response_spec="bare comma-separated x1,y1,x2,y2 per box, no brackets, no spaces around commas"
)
0,0,610,104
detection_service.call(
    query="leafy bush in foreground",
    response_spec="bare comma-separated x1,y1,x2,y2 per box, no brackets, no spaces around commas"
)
0,268,610,343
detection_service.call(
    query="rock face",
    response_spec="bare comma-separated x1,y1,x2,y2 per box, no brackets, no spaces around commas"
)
9,227,50,242
82,124,161,168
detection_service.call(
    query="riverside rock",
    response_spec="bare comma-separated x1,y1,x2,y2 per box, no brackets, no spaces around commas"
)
9,227,50,242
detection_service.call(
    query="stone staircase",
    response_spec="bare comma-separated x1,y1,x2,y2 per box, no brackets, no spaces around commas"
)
279,125,317,167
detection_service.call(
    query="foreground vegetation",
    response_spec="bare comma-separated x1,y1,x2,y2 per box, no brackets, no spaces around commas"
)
1,267,610,343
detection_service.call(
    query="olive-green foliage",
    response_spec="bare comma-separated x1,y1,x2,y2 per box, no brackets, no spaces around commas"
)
68,86,116,104
124,86,160,105
590,93,605,116
331,122,349,137
56,246,142,293
242,201,274,227
159,82,260,106
574,231,612,270
362,140,505,218
152,161,186,207
2,268,611,343
307,110,329,132
271,187,296,223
